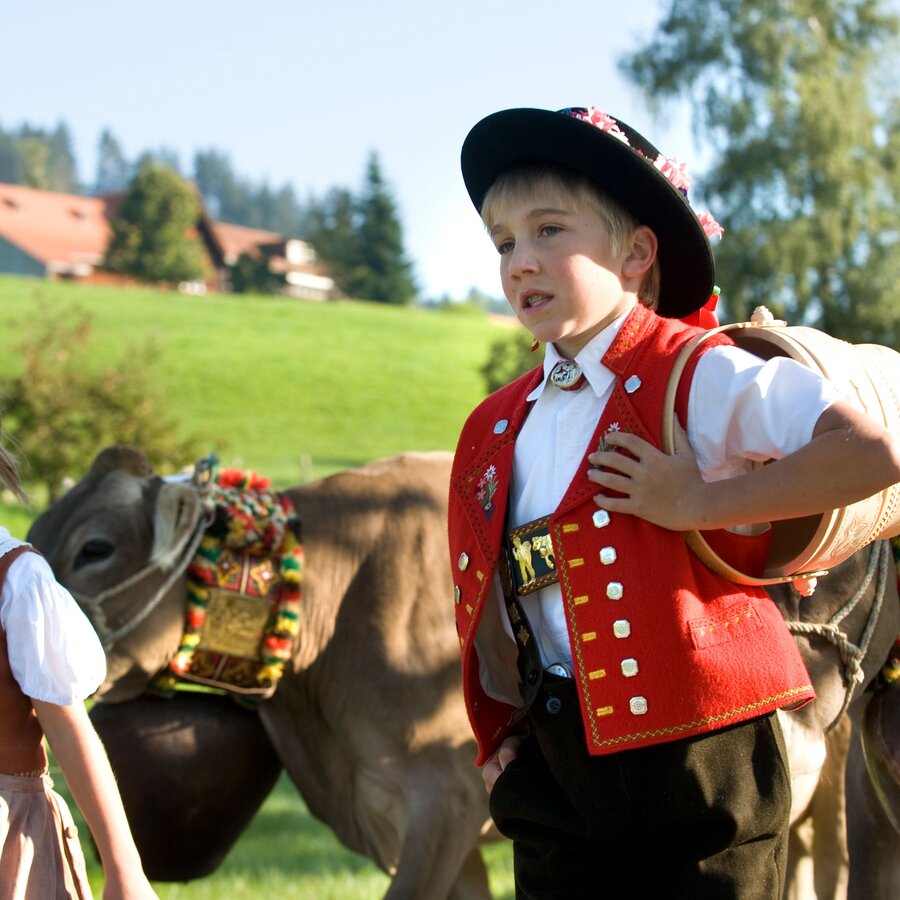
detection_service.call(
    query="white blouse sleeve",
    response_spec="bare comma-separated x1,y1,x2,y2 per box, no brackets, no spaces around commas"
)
0,549,106,705
688,345,843,482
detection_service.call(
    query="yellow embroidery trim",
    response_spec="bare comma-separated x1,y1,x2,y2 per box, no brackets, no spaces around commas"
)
589,686,814,748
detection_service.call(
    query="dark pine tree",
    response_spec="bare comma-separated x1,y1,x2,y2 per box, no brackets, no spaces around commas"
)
348,152,417,304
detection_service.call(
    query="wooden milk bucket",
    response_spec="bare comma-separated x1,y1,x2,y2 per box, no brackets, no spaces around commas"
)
663,306,900,586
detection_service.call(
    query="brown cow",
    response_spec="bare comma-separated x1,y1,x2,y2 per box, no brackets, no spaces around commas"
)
27,446,900,899
27,446,496,899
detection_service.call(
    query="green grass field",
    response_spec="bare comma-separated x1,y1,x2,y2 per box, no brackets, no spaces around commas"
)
0,274,517,898
0,275,512,487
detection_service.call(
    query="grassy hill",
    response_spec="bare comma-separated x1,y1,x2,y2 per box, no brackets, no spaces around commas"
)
0,274,517,897
0,275,518,525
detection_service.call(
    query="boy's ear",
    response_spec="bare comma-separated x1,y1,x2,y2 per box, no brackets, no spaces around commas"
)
622,226,658,278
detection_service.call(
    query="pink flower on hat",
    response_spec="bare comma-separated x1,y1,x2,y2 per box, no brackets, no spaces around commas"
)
653,154,693,194
569,107,631,144
697,211,724,240
563,105,725,244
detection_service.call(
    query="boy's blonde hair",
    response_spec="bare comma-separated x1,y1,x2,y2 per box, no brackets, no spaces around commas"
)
480,164,660,308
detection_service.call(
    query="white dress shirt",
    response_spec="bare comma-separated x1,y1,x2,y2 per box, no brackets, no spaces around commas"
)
477,312,842,703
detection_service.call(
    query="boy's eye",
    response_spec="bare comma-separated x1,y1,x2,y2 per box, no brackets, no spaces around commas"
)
496,239,514,255
539,224,561,237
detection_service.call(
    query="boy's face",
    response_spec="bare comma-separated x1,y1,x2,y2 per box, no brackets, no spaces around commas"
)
488,186,639,358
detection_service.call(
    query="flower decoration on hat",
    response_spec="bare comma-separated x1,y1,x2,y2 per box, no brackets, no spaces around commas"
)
696,211,724,240
568,107,631,145
653,156,692,195
563,106,724,242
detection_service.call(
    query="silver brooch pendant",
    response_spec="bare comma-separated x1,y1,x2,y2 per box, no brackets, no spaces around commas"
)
549,360,585,391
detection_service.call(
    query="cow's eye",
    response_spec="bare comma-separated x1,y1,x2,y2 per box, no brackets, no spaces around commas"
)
74,538,115,569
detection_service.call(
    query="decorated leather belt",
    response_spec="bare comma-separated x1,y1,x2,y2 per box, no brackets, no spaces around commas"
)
504,515,559,596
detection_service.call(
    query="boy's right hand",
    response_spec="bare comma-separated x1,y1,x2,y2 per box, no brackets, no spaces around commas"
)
587,419,708,531
482,735,523,793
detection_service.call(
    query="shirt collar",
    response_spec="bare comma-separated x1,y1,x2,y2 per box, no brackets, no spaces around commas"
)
526,311,631,402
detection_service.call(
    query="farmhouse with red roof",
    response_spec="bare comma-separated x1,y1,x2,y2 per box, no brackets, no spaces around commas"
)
0,182,335,299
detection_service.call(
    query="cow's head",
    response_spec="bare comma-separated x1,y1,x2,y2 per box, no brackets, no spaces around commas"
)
27,446,206,701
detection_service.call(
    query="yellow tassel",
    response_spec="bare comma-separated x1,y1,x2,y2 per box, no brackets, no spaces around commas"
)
256,663,284,684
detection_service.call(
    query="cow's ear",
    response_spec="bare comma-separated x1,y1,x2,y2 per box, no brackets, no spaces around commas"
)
151,481,205,569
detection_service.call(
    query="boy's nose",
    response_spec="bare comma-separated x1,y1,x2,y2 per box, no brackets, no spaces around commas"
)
508,242,539,277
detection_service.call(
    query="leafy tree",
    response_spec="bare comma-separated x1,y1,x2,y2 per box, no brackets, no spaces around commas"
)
134,147,182,174
229,248,282,295
481,330,540,394
103,162,208,285
621,0,900,346
94,128,132,194
1,305,203,502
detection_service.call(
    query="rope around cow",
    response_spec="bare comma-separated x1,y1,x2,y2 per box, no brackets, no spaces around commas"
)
785,537,895,730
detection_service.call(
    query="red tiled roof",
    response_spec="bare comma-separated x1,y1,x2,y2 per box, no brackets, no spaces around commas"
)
211,221,287,266
0,183,113,271
0,183,333,296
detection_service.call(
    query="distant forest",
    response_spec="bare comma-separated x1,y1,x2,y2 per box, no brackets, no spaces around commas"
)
0,119,313,238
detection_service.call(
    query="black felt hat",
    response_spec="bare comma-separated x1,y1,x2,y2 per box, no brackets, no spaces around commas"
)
461,106,720,318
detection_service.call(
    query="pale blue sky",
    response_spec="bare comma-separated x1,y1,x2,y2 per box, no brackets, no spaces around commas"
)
3,0,701,299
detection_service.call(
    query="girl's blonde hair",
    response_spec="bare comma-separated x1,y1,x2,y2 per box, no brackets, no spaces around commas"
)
0,423,28,505
480,164,661,308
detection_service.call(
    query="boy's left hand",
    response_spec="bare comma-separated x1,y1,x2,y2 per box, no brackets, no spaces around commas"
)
586,421,708,532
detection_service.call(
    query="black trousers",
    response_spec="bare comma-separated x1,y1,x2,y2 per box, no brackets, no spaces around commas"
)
489,675,791,899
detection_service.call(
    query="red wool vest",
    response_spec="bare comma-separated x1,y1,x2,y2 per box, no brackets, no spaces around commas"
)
0,544,48,775
449,304,815,765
